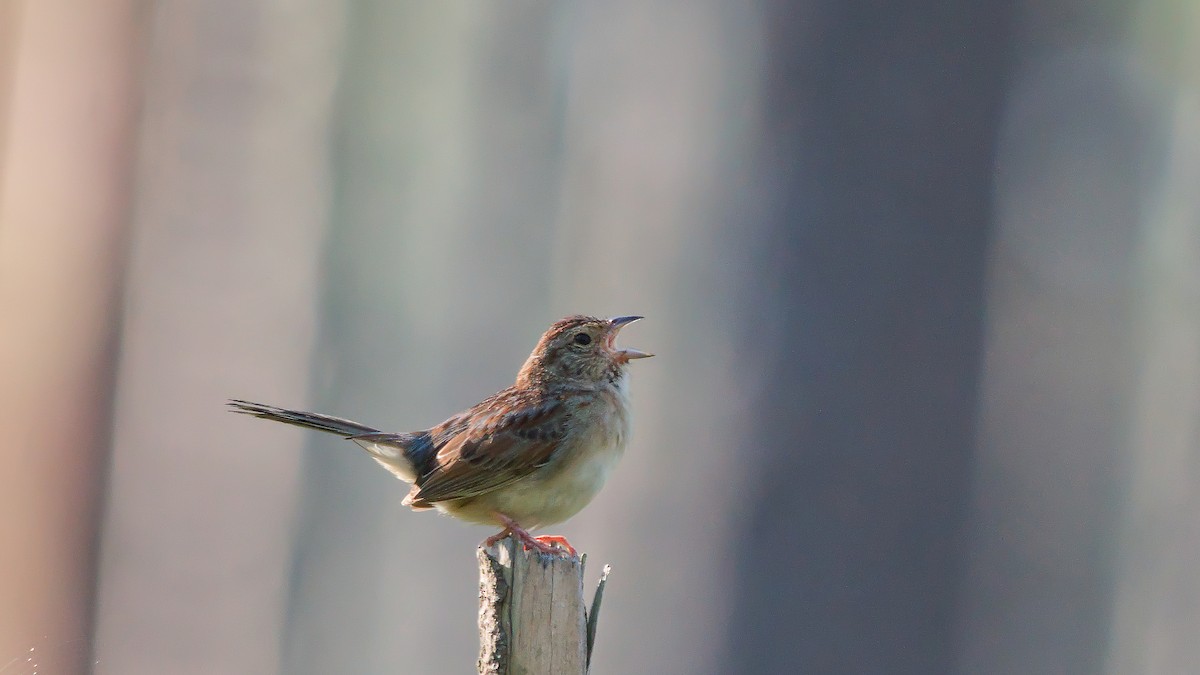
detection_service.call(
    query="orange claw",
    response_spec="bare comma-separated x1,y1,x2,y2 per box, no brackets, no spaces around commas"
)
489,513,577,557
533,535,577,557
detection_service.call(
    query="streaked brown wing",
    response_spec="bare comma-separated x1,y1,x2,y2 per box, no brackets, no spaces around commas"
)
407,394,569,505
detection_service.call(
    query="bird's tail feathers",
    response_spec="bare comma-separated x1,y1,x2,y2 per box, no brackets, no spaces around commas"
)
227,399,380,437
228,399,428,484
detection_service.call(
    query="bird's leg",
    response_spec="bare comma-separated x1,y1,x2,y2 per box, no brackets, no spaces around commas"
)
483,527,512,548
491,513,575,557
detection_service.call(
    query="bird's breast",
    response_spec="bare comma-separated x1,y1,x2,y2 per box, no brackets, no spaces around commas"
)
484,383,632,529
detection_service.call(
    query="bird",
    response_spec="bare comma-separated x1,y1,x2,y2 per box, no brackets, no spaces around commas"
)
228,314,652,557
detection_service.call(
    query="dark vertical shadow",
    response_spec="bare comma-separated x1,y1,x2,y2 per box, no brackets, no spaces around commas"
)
719,1,1014,672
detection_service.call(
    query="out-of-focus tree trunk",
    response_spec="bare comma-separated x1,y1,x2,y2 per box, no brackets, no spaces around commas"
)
91,3,342,673
954,53,1164,674
719,2,1013,672
1105,6,1200,660
1106,93,1200,672
957,6,1200,670
0,1,141,671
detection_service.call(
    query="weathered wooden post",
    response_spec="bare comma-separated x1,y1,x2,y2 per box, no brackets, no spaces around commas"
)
477,537,611,674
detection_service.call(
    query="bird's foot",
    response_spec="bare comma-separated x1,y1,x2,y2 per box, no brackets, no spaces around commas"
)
516,531,573,557
490,514,577,558
532,535,577,557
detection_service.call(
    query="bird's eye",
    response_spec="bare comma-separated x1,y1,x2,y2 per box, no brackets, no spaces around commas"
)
573,333,592,346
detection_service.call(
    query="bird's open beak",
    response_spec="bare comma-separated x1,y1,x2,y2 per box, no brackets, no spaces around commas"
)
607,316,653,362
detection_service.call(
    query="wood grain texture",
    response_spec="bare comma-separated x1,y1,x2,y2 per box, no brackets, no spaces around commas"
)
478,538,589,674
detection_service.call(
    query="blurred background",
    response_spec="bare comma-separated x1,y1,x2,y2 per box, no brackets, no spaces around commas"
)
1,1,1198,674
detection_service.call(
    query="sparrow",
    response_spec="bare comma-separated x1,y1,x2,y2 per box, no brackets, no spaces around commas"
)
229,315,651,557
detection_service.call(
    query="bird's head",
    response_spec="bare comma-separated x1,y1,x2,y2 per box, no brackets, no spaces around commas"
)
517,315,652,388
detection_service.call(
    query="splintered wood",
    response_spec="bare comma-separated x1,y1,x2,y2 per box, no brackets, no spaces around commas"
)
477,538,609,674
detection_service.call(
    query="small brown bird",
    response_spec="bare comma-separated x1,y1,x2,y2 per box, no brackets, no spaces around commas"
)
229,315,651,556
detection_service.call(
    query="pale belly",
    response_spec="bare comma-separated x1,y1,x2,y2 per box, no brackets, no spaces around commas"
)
487,435,625,528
